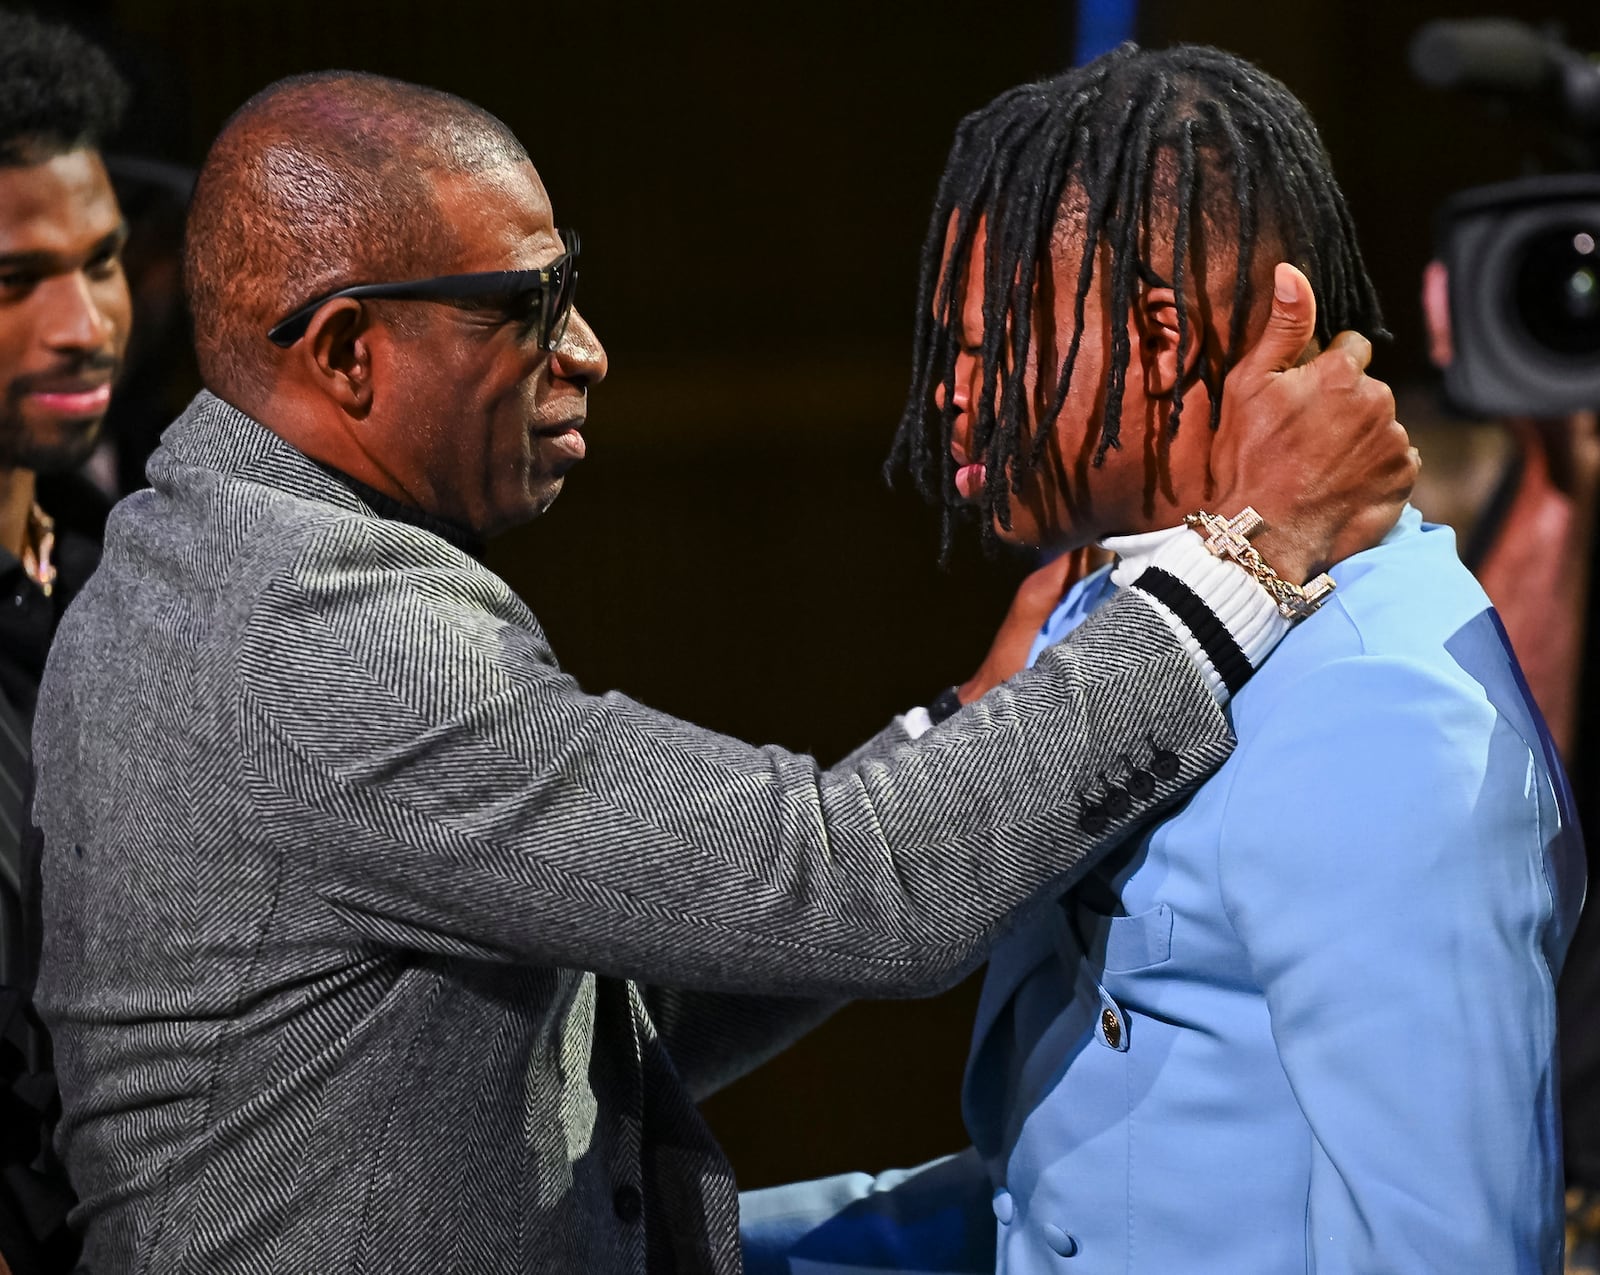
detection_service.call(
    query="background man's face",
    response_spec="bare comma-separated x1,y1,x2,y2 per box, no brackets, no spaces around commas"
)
0,147,131,473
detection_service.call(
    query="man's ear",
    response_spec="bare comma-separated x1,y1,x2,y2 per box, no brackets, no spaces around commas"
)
1135,286,1206,397
300,298,374,417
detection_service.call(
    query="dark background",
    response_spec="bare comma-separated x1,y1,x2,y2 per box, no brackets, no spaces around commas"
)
27,0,1599,1187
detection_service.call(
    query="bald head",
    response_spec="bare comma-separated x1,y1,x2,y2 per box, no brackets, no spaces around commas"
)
184,71,528,407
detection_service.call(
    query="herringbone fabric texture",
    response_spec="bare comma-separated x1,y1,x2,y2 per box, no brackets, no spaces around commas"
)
31,393,1231,1274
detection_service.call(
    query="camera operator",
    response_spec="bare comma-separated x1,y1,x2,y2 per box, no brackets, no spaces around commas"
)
1411,27,1600,1267
1419,260,1599,757
1416,252,1600,1275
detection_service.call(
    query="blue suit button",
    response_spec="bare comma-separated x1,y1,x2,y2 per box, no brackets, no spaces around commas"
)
992,1189,1015,1224
1042,1224,1078,1256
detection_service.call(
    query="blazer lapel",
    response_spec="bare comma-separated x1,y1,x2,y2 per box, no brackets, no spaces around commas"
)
961,917,1058,1153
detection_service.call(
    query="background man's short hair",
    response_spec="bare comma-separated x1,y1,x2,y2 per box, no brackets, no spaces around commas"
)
0,6,129,165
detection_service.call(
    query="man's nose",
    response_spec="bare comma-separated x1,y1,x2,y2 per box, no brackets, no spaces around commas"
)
38,270,118,353
551,307,607,386
933,353,976,412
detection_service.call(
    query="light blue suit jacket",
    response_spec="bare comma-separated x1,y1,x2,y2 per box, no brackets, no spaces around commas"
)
742,510,1585,1274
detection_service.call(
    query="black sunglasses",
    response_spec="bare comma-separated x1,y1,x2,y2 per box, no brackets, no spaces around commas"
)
266,228,579,351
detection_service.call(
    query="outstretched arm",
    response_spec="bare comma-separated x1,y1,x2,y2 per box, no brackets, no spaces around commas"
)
251,547,1229,1001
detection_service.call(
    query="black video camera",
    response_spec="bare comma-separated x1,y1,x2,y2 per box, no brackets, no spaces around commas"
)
1412,19,1600,417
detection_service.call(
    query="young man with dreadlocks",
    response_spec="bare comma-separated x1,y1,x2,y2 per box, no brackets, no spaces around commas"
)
742,44,1583,1274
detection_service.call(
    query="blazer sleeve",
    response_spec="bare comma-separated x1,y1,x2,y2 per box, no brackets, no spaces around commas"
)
639,721,972,1097
1217,654,1569,1274
833,717,917,772
236,519,1233,998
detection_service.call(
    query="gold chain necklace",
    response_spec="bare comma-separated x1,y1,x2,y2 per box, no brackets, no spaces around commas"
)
20,501,57,599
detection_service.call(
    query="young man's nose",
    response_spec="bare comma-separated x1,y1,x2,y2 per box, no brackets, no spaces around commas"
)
933,355,977,412
40,271,118,353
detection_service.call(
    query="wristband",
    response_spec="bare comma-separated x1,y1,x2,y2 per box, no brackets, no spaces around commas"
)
1130,567,1254,698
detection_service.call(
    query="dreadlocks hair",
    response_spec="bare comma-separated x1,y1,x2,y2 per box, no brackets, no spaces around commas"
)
0,7,128,166
887,43,1385,559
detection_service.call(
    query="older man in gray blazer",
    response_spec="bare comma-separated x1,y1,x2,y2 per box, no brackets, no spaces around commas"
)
29,71,1413,1274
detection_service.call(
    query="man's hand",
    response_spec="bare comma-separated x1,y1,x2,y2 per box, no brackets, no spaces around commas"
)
1475,411,1599,756
957,549,1092,704
1211,263,1419,582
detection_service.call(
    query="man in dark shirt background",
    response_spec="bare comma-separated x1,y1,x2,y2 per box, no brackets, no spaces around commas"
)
0,10,130,1273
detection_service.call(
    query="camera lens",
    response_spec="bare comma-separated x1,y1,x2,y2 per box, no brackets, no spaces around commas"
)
1511,224,1600,358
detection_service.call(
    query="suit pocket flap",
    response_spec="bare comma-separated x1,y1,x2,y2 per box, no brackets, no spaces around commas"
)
1073,900,1173,972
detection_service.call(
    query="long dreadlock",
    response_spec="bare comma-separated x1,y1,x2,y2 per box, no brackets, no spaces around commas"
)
887,43,1386,557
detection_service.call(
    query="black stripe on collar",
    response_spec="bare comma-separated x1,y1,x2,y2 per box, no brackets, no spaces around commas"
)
313,464,488,563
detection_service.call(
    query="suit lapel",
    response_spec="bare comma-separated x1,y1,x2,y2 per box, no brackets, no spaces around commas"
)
961,917,1058,1153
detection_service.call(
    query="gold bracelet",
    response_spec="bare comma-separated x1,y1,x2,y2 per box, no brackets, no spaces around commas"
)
1182,507,1335,621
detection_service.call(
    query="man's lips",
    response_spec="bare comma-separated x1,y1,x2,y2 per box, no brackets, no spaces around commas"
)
23,381,113,417
15,359,119,417
950,431,985,501
534,418,586,461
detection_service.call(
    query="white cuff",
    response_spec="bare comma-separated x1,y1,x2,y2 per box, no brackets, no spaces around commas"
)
1106,525,1291,703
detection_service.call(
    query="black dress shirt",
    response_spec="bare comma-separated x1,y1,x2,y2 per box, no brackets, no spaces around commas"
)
0,500,100,1275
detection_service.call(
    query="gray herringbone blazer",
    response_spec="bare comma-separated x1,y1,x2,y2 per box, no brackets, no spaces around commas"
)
32,393,1231,1274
